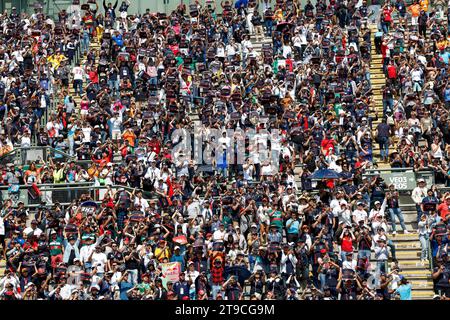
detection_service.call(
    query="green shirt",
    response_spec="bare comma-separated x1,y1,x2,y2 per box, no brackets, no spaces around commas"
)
269,210,283,229
137,282,151,294
49,239,63,256
222,215,232,229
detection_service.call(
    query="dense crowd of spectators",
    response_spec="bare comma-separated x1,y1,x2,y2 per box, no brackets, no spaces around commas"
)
0,0,448,300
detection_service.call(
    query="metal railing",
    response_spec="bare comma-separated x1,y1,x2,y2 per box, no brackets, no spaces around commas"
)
0,146,76,166
428,238,434,271
0,182,145,208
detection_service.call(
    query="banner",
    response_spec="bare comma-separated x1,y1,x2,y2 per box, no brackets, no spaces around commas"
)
172,235,188,245
161,262,181,289
80,201,98,216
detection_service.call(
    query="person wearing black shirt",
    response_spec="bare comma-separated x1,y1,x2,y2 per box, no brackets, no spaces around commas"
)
264,8,274,37
432,256,450,296
386,185,408,233
251,11,264,41
418,10,428,39
370,176,387,208
154,278,168,300
103,0,118,20
376,118,391,162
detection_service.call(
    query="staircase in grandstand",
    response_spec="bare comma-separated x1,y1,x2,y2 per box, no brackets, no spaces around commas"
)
368,23,389,169
70,40,101,115
246,30,436,299
384,199,434,299
367,24,434,299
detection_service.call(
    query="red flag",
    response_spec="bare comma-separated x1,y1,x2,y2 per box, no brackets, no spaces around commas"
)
166,177,174,206
166,177,174,198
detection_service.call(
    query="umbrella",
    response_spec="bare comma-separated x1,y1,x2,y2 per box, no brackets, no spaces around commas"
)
308,169,342,180
275,22,294,32
224,266,252,285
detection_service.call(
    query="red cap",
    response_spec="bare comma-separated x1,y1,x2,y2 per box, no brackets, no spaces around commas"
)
320,249,327,254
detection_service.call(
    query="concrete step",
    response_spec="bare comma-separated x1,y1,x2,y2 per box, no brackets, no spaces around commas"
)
410,279,434,288
390,232,419,240
394,242,421,250
411,290,435,299
370,73,385,79
370,70,384,76
398,263,433,271
402,275,433,281
395,251,422,259
371,78,386,85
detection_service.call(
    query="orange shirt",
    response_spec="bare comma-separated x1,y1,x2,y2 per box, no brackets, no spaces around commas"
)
419,0,428,11
122,129,136,147
409,4,421,17
438,202,450,220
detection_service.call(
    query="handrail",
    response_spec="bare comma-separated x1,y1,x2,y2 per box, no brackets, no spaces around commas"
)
0,146,76,165
428,237,434,271
0,183,152,208
364,167,415,172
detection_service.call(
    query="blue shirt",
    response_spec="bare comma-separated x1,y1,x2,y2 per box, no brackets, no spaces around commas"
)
286,218,300,234
440,51,449,65
119,280,134,300
395,283,412,300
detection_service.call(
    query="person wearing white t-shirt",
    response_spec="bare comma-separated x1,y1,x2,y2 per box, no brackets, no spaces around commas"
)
187,199,201,220
134,191,149,213
90,246,107,276
23,220,43,237
411,66,423,92
212,223,226,242
342,252,357,270
186,261,200,283
330,192,346,217
217,43,225,60
226,42,237,60
352,202,368,225
72,63,84,96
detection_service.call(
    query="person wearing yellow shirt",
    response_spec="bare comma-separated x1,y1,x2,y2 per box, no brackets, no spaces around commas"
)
274,8,283,23
53,162,67,183
419,0,428,12
47,52,66,70
408,1,421,26
437,38,448,51
154,239,171,262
